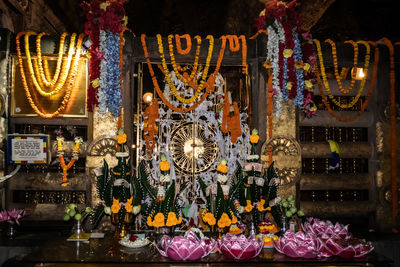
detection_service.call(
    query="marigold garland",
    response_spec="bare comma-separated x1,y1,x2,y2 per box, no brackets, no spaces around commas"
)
382,38,397,218
158,34,214,104
267,73,274,165
239,35,248,74
175,34,191,55
314,39,370,109
314,42,379,122
36,32,67,88
325,39,358,94
57,136,82,186
249,29,268,40
226,35,240,52
141,34,226,113
168,34,201,83
143,98,159,156
16,32,84,118
25,32,77,97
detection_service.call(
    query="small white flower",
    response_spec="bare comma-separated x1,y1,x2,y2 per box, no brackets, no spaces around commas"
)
238,206,245,214
104,206,111,215
132,205,140,215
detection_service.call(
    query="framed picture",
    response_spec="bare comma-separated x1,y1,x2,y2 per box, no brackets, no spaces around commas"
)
10,55,88,118
7,134,50,164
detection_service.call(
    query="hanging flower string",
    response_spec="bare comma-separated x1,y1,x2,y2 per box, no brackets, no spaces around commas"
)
314,39,371,109
82,0,127,114
381,38,397,219
141,34,226,113
57,136,83,186
175,34,191,55
314,42,379,122
16,32,84,118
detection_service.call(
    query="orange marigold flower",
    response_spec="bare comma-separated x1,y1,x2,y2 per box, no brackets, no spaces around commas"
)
153,212,165,227
166,212,178,227
116,133,127,144
295,61,304,69
231,215,238,224
217,212,232,228
204,212,216,226
266,206,271,211
245,200,253,213
249,134,259,144
177,216,182,224
147,215,153,226
160,161,170,171
217,164,228,174
111,197,120,214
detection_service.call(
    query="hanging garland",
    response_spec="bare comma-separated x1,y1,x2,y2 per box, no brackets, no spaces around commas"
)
157,34,214,104
168,34,202,84
24,32,77,97
144,98,160,157
36,32,67,88
175,34,192,55
314,39,370,109
314,42,379,122
267,74,273,166
381,38,397,219
16,32,84,119
82,0,127,113
117,27,135,129
325,39,358,94
141,34,226,113
57,136,83,186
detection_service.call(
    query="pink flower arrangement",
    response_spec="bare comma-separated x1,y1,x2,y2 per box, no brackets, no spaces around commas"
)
274,230,322,258
156,231,216,261
218,234,263,260
0,209,26,225
274,218,374,258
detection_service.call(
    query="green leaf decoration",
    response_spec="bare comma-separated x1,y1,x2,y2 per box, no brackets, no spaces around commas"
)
104,178,114,207
92,203,105,229
162,181,175,214
97,160,109,200
215,182,224,220
131,174,143,206
138,161,156,200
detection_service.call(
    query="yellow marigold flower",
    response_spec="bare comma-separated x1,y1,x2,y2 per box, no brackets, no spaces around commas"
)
99,2,109,10
266,206,271,211
125,201,133,213
257,204,264,212
153,212,165,228
250,134,260,144
116,133,127,144
177,216,182,224
217,164,228,174
263,60,272,69
231,215,238,224
147,215,153,226
204,212,216,226
245,200,253,213
283,49,293,58
91,78,100,88
305,80,313,89
303,63,311,71
123,16,128,27
286,82,293,90
111,197,120,214
160,161,170,171
166,212,178,227
217,212,232,228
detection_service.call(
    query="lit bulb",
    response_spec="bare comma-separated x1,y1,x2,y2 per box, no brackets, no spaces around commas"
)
351,67,365,80
143,92,153,104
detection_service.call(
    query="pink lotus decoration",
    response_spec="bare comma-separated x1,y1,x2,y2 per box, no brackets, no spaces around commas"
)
0,209,26,225
274,230,322,258
156,231,216,261
218,234,263,260
302,217,352,240
319,237,374,258
274,218,374,258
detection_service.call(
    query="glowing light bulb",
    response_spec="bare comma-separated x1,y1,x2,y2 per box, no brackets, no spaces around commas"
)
143,92,153,104
351,67,365,80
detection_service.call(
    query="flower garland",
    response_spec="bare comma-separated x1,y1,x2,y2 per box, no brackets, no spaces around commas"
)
239,35,248,74
382,38,397,218
16,32,84,118
36,32,67,88
57,136,83,186
226,35,240,52
314,39,370,109
144,98,159,157
325,39,358,94
314,42,378,122
141,34,226,113
292,29,304,107
82,0,127,113
267,74,274,166
175,34,191,55
168,34,202,84
249,29,268,40
24,32,76,97
157,34,214,104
